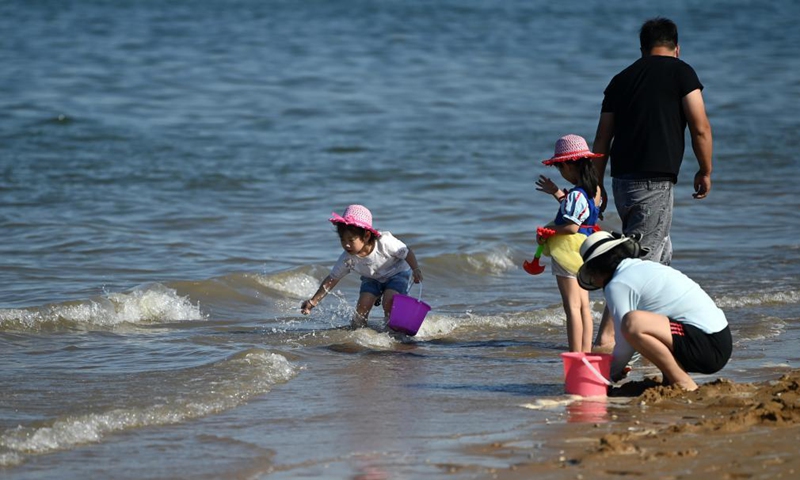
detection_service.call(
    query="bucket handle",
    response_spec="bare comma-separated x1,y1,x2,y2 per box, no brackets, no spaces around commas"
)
581,356,613,386
406,279,424,302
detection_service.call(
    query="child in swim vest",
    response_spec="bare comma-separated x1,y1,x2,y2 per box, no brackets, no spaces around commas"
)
300,204,423,329
534,134,603,352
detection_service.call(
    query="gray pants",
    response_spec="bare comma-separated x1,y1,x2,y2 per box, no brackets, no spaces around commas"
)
612,178,674,265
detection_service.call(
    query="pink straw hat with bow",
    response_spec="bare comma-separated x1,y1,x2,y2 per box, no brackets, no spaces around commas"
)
329,204,381,237
542,134,604,165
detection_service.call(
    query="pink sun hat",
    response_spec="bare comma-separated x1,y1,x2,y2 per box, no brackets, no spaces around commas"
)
543,134,604,165
329,204,381,237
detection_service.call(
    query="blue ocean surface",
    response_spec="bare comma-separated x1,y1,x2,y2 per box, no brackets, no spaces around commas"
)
1,0,799,477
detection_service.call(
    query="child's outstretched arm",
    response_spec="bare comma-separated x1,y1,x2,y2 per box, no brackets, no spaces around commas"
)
405,249,423,283
301,275,340,315
535,175,567,202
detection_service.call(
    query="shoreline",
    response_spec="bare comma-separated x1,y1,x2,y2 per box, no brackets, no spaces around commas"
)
457,370,800,479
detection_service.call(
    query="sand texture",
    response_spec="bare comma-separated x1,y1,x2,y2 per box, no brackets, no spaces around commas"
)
475,370,800,479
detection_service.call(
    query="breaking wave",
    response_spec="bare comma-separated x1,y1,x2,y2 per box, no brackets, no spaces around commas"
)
715,290,800,309
0,283,204,331
0,349,297,466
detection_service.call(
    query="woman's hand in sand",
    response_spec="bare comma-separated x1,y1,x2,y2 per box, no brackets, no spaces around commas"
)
535,175,559,195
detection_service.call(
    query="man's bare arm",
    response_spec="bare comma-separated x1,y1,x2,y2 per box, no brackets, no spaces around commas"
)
683,89,713,199
592,112,615,183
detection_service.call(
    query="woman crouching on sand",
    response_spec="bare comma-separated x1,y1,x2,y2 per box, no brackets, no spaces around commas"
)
577,231,732,391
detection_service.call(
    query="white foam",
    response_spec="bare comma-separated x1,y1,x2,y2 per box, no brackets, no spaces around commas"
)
105,285,202,323
0,284,203,330
254,271,321,299
352,328,397,349
520,398,576,410
760,362,791,368
715,290,800,308
0,308,40,329
0,451,23,467
413,314,459,339
465,248,516,275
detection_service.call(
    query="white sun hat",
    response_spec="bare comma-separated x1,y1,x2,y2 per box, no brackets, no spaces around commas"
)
577,231,641,290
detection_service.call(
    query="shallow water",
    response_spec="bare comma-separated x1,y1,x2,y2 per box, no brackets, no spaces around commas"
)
2,0,799,477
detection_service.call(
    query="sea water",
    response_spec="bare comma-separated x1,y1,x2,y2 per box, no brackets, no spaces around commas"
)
1,0,799,478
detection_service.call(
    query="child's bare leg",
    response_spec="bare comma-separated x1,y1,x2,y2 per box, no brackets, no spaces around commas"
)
579,287,593,352
352,292,378,329
381,289,399,320
620,310,697,391
592,306,615,354
556,276,587,352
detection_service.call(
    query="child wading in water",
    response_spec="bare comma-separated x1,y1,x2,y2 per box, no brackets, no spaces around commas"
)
300,204,423,329
535,134,604,352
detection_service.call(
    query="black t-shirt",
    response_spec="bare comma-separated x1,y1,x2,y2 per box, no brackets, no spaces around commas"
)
601,56,703,180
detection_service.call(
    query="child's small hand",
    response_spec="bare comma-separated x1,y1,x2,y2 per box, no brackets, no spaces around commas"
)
412,268,423,283
537,226,557,244
300,299,317,315
535,175,559,195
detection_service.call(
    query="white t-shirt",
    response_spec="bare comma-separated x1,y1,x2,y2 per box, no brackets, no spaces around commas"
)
329,231,410,283
605,258,728,377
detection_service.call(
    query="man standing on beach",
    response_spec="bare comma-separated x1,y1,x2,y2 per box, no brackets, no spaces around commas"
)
591,17,714,350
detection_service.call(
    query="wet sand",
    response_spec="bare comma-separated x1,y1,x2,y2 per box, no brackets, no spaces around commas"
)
458,370,800,479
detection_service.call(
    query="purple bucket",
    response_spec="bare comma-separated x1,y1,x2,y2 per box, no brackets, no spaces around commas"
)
388,285,431,336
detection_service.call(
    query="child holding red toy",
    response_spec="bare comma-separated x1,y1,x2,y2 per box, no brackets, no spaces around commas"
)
533,134,604,352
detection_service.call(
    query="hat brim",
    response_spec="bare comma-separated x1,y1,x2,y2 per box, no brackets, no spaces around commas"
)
577,234,651,290
576,234,631,291
577,264,601,291
329,213,381,237
581,236,629,264
542,152,604,165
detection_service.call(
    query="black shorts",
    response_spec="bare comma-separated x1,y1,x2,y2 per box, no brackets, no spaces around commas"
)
670,322,732,374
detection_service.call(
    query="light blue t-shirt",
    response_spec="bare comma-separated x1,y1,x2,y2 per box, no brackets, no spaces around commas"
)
605,258,728,377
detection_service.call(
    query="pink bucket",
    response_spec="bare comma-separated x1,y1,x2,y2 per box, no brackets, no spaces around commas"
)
561,352,612,397
388,284,430,336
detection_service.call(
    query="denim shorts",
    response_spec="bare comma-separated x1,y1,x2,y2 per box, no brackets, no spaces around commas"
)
612,178,674,265
360,269,412,297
